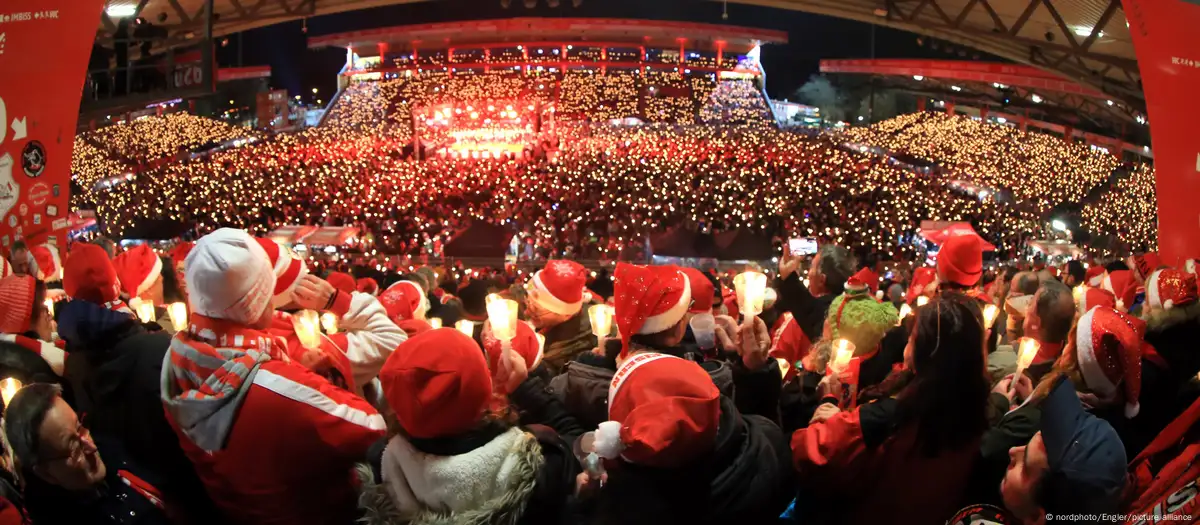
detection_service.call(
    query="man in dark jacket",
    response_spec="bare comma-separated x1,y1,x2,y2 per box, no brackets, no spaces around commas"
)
5,383,173,525
776,245,855,344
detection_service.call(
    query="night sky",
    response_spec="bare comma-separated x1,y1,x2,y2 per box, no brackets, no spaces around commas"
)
215,0,973,101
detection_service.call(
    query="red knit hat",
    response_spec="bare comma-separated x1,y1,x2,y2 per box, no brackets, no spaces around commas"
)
169,242,194,271
1078,287,1117,315
1145,268,1198,312
1101,270,1137,312
0,275,35,334
1129,252,1162,284
379,329,492,439
1075,306,1147,418
906,267,937,304
30,244,61,283
113,244,162,297
379,281,427,322
1085,266,1106,287
63,244,122,305
593,353,720,468
680,268,714,314
255,238,308,308
326,272,356,295
936,235,983,287
356,278,379,296
613,263,691,358
482,320,542,379
0,256,11,279
529,260,588,316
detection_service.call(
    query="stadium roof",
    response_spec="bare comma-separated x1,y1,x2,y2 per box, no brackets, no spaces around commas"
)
724,0,1142,107
102,0,1141,103
307,18,787,53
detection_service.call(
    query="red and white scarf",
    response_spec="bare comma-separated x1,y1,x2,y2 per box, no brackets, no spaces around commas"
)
161,315,275,452
0,334,66,376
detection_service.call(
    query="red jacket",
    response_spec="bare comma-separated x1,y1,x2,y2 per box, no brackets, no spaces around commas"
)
790,399,980,525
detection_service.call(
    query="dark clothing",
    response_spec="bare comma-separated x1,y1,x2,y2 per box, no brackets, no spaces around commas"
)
1097,357,1191,458
23,436,172,525
57,300,218,523
0,339,60,387
777,273,835,343
510,371,588,444
967,394,1042,507
591,396,794,525
539,309,597,376
1146,318,1200,386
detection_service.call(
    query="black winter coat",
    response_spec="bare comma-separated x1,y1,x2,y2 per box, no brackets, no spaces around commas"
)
590,396,795,525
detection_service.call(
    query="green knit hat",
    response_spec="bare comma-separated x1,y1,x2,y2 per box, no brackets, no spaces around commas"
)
826,293,898,353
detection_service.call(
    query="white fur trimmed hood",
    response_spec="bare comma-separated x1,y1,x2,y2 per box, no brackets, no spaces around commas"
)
356,427,544,525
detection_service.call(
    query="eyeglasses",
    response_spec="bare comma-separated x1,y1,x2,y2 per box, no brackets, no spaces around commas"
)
38,422,93,467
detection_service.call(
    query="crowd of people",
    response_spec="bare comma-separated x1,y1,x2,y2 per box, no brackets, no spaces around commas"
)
0,222,1194,525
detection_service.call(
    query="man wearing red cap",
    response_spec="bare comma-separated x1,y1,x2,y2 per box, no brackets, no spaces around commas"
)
356,329,581,524
159,229,386,525
522,260,596,375
0,274,65,378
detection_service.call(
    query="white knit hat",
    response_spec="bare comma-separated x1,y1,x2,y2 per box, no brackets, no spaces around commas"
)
185,228,276,325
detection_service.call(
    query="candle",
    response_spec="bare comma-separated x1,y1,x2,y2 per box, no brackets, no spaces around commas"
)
898,303,912,322
734,271,768,318
982,304,999,329
168,302,188,332
916,296,930,307
0,378,22,408
320,312,339,334
763,287,778,309
428,317,443,330
1016,338,1039,376
1072,285,1085,304
588,304,614,338
136,301,156,324
456,320,476,337
43,298,54,316
831,338,856,374
293,310,322,349
486,294,519,341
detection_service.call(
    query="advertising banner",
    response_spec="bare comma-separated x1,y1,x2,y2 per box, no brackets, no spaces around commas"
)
1122,0,1200,265
0,1,106,253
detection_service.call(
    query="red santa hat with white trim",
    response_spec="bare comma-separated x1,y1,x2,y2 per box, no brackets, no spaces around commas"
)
1077,287,1117,315
592,353,720,468
63,244,126,310
1085,266,1107,287
254,238,309,308
1144,268,1198,312
1074,306,1148,418
528,260,590,316
356,278,379,296
113,244,161,297
1128,252,1162,284
1101,270,1138,312
612,263,691,358
482,320,542,380
379,280,428,322
30,244,61,283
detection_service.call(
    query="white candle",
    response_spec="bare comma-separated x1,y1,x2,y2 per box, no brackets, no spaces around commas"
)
168,302,188,332
1016,338,1039,376
486,294,519,341
136,301,156,324
320,312,339,334
1072,285,1085,304
734,271,768,318
898,303,912,322
831,338,856,374
293,310,321,349
456,320,475,338
916,296,930,307
428,317,443,330
588,304,614,338
982,304,999,329
0,378,22,408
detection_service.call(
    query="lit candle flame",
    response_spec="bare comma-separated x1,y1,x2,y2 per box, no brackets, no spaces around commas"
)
1017,338,1039,375
428,317,443,330
0,378,22,408
916,296,930,307
486,294,519,341
898,303,912,322
734,271,768,318
168,302,188,332
588,304,614,338
1073,285,1085,304
135,300,156,324
982,304,999,329
293,310,322,349
320,312,339,334
831,338,856,374
456,320,475,338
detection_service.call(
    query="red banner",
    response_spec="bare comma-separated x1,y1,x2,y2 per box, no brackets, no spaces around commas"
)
0,1,106,254
1122,0,1200,265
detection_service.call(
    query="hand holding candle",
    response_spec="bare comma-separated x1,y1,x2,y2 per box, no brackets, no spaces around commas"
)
1016,337,1039,377
734,271,767,318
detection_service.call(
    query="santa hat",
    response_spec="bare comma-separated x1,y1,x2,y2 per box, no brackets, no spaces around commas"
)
30,245,61,283
356,278,379,296
1085,266,1106,287
1101,270,1137,312
379,329,492,439
844,267,880,299
63,244,123,306
936,235,983,287
325,272,356,295
1078,287,1117,315
0,256,11,279
1144,268,1198,312
482,320,542,378
1075,306,1147,418
185,228,276,326
593,353,720,468
681,268,714,314
254,238,308,308
113,244,162,297
0,275,36,334
379,280,428,322
906,267,937,304
613,263,691,358
1129,252,1162,284
529,260,589,316
169,242,194,271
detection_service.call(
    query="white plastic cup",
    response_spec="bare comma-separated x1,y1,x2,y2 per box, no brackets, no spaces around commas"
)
690,313,716,350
